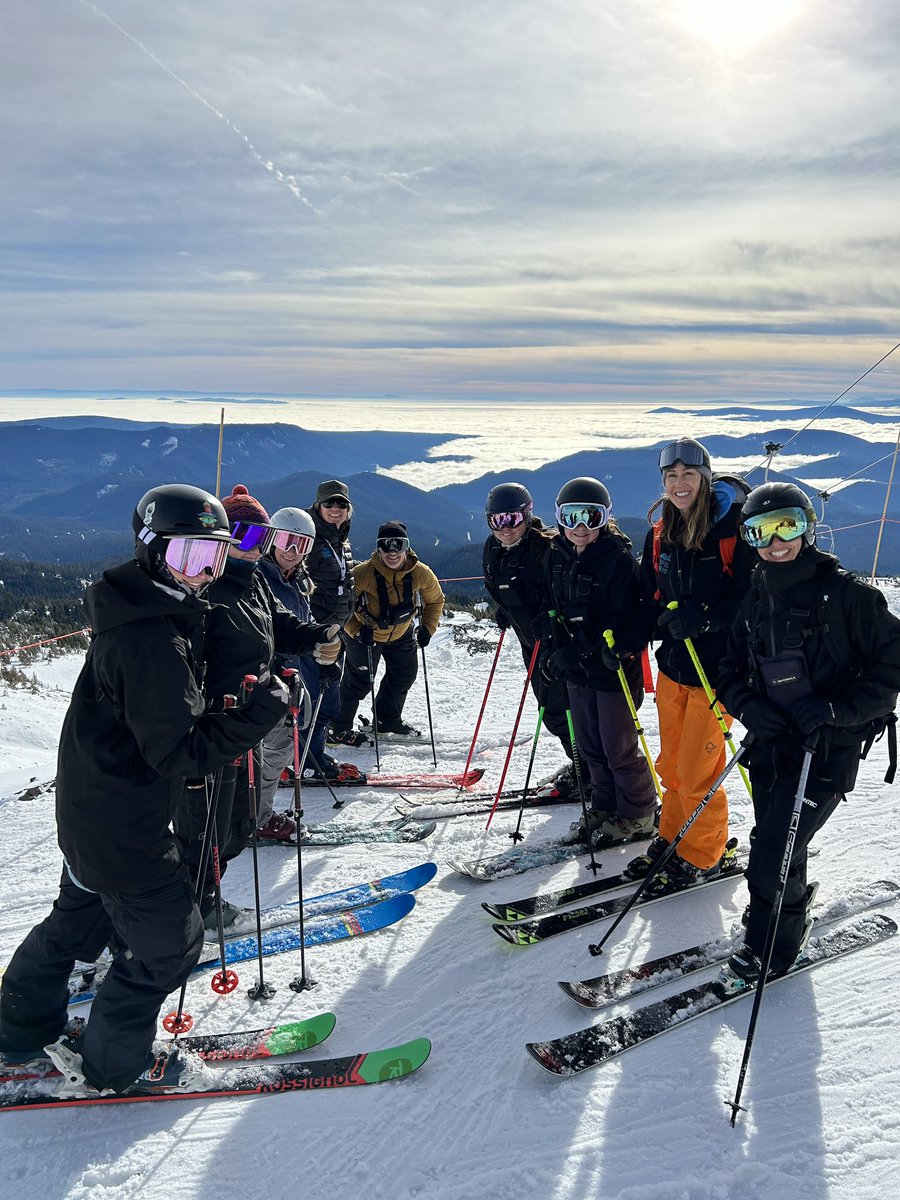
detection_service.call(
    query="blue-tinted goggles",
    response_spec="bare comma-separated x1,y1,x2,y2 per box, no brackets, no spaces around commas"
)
231,521,276,553
556,502,611,530
740,507,810,549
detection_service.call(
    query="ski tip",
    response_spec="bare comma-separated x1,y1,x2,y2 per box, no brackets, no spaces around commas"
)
524,1041,572,1076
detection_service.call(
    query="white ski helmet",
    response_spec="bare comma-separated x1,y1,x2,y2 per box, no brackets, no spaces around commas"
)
269,507,316,539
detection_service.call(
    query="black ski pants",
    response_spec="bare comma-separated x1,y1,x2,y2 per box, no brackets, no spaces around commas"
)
0,865,203,1092
744,745,843,971
336,630,418,728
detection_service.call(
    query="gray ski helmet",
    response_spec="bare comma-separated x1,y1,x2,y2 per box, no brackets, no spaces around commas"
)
555,477,612,509
741,481,817,545
133,483,232,586
658,438,712,482
269,506,316,539
485,482,533,518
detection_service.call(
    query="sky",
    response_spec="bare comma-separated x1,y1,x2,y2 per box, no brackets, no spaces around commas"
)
3,0,899,402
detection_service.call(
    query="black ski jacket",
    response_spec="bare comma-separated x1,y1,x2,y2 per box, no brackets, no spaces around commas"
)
718,547,900,791
204,557,329,703
305,508,355,625
542,528,644,692
632,484,755,689
482,520,557,646
56,561,288,893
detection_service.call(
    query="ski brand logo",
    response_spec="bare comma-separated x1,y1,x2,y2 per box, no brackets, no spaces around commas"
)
142,500,156,527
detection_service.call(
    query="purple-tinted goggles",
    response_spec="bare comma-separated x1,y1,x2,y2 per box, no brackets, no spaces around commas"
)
164,537,229,580
231,521,276,553
487,509,530,531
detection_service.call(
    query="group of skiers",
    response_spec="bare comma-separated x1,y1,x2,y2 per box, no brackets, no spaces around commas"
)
1,434,899,1098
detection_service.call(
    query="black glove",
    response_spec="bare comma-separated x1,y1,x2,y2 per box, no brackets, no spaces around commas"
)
658,598,709,641
495,607,511,631
600,643,624,673
356,625,374,647
544,644,585,683
791,697,835,736
739,698,790,740
416,626,432,649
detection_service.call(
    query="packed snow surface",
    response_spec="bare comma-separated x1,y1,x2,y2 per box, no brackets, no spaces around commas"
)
2,597,899,1200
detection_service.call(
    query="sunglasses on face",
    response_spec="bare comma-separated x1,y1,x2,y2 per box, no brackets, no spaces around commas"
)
555,502,611,530
378,537,409,554
322,497,350,510
487,509,529,531
164,537,229,580
271,529,314,556
230,522,276,553
740,507,809,549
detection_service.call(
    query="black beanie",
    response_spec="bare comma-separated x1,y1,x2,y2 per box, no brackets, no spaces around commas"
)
377,521,408,541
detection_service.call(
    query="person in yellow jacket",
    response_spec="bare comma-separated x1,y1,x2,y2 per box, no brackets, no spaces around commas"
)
333,521,445,737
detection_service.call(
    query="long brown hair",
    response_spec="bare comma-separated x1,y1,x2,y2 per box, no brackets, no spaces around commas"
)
647,476,713,551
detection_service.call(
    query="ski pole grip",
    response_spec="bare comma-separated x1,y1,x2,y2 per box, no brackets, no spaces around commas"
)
602,629,616,648
667,600,679,611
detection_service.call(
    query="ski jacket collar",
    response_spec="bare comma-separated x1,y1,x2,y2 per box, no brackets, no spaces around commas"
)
84,560,209,635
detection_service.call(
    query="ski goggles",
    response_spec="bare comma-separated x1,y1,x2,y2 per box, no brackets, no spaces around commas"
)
230,521,276,553
555,502,612,530
487,509,530,531
658,440,709,472
271,529,314,557
321,496,350,510
164,537,229,580
377,536,410,554
740,507,810,549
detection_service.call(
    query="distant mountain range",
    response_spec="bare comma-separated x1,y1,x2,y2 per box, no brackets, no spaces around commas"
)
1,408,899,584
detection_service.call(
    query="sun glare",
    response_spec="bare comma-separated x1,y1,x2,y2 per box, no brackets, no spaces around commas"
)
674,0,804,53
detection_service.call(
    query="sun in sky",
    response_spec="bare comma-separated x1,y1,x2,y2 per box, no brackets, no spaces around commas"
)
673,0,805,52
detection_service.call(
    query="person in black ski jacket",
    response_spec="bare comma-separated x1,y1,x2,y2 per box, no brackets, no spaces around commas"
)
302,480,360,771
482,482,574,789
175,485,341,919
0,485,291,1096
542,478,658,845
717,482,900,982
611,438,755,890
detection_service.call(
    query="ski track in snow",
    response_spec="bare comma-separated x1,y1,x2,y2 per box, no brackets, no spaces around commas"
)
2,607,900,1200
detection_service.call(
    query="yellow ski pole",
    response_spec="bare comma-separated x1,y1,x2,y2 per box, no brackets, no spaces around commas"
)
666,601,753,799
602,629,663,804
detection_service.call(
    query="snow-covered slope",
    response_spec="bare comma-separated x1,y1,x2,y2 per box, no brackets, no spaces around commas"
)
1,601,899,1200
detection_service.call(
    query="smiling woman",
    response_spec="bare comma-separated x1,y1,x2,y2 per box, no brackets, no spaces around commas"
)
674,0,804,52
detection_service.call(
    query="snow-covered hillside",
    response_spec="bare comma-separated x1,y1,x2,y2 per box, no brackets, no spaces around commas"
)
1,601,899,1200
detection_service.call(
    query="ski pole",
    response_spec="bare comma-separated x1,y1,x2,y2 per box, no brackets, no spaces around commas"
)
509,704,545,843
485,640,540,830
281,668,318,994
588,733,753,956
565,706,602,876
241,674,276,1001
458,628,506,794
415,589,438,769
164,695,240,1032
602,629,663,804
726,740,816,1126
667,601,753,799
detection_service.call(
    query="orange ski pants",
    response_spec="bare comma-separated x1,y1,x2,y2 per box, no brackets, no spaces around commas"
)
654,671,732,869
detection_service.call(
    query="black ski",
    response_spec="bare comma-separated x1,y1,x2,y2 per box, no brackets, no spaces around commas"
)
559,879,900,1008
491,855,744,945
526,914,897,1075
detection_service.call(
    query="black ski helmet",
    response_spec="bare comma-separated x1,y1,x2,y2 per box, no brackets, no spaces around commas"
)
133,483,232,586
741,482,817,546
555,477,612,509
485,482,533,518
658,437,712,482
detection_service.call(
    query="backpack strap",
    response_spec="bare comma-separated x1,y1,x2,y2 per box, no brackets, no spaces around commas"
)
372,570,414,629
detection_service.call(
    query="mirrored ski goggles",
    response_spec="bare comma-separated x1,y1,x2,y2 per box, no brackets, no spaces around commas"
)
487,509,530,531
555,502,612,530
377,536,410,554
740,507,810,549
658,440,708,472
271,529,314,556
164,537,229,580
230,521,276,553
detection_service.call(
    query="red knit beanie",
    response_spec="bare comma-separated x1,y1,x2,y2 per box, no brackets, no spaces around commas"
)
221,484,270,525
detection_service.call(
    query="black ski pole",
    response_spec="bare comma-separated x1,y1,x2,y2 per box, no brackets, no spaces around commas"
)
359,594,381,772
588,733,753,956
415,589,438,769
726,739,816,1126
565,706,602,876
281,668,318,993
509,705,545,843
241,674,277,1001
